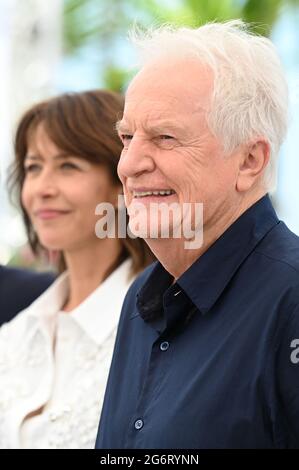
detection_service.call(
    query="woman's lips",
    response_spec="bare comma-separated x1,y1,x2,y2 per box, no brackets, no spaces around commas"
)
35,210,71,220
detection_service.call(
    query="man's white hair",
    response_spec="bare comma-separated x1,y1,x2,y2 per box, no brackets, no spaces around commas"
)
129,20,289,191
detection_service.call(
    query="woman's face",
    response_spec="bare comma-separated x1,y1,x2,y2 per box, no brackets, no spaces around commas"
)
22,123,121,252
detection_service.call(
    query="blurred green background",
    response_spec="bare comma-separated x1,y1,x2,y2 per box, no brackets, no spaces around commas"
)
63,0,299,91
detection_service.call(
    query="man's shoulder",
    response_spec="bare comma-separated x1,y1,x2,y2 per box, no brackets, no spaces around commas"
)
255,221,299,276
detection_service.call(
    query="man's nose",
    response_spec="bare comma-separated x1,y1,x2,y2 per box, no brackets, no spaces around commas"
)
117,136,155,179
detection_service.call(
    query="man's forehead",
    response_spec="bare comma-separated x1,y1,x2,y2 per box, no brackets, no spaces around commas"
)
120,106,204,124
128,57,212,89
125,60,212,117
122,94,208,128
118,114,182,131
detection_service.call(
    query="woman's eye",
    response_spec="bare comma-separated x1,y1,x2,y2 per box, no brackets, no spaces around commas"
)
61,162,78,170
24,164,41,173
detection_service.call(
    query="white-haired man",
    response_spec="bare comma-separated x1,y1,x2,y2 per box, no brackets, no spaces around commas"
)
96,21,299,448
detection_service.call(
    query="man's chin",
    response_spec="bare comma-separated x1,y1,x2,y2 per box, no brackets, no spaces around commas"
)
128,218,179,240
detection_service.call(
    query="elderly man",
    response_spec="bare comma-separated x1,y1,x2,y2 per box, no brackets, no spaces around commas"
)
96,21,299,448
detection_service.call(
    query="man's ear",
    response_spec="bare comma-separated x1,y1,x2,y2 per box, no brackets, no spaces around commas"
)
236,140,270,192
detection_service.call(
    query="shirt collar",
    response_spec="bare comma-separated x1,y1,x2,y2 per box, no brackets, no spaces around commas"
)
26,259,133,346
26,272,69,338
71,259,133,345
137,195,279,323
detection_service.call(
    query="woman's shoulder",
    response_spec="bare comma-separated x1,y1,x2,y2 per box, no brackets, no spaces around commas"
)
0,307,32,351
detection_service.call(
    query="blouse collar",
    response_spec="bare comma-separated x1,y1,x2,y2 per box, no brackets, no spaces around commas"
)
26,259,134,346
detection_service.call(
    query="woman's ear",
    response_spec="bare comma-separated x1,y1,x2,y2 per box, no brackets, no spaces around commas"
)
236,140,270,192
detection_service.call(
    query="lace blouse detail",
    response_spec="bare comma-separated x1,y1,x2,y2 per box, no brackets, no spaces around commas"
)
0,260,133,448
0,312,117,449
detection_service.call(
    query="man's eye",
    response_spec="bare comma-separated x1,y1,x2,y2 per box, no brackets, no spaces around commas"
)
24,164,41,173
155,135,177,149
120,134,133,148
121,134,133,141
160,135,174,140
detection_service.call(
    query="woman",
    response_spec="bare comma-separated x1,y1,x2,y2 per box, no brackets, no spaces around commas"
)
0,90,154,449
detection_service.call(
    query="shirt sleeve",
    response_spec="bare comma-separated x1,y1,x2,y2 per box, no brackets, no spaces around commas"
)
277,303,299,448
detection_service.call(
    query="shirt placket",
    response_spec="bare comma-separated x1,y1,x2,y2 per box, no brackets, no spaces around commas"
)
126,288,189,448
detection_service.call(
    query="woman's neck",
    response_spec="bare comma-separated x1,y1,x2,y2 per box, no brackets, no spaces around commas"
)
61,237,123,312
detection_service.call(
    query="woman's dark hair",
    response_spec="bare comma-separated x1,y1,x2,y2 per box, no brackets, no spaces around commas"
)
8,89,155,277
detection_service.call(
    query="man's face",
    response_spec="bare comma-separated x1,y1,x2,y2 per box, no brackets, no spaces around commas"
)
117,58,240,239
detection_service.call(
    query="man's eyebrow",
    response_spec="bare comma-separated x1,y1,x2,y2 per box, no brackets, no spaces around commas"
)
115,120,184,135
146,122,183,134
115,120,131,133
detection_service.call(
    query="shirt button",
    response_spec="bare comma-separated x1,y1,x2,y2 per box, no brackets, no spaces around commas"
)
134,419,144,430
160,341,170,351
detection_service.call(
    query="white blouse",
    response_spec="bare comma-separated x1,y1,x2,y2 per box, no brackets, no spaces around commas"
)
0,259,134,449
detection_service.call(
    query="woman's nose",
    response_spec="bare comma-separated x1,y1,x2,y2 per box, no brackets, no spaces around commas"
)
34,169,60,198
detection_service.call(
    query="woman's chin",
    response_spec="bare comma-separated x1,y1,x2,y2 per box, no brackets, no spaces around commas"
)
39,237,66,252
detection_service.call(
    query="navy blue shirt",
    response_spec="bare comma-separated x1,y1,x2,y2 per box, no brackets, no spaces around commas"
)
0,266,55,325
96,195,299,449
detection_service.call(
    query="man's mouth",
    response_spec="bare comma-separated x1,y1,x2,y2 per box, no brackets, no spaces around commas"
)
133,189,176,198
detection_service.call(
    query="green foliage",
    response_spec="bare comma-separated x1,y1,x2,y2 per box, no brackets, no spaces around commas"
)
63,0,299,89
103,66,134,93
63,0,130,54
242,0,284,35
